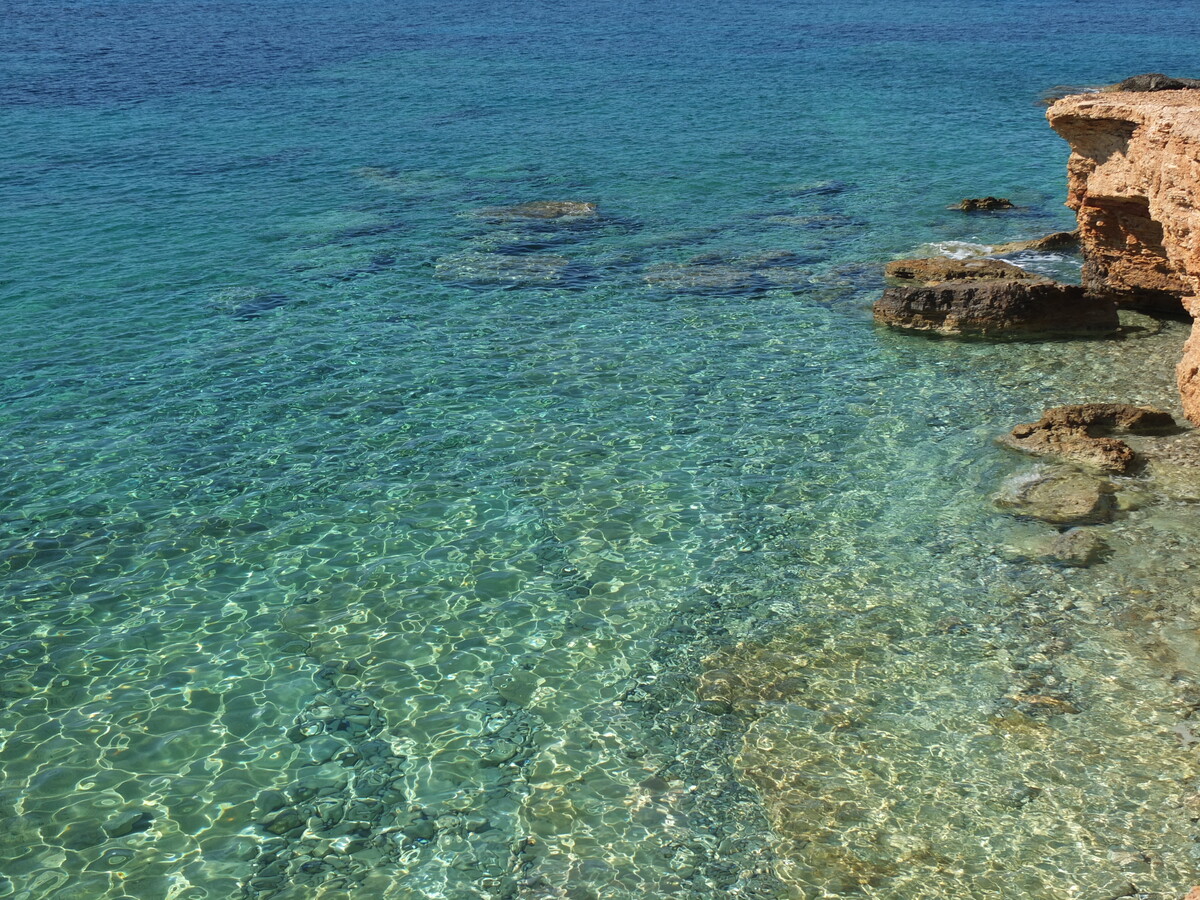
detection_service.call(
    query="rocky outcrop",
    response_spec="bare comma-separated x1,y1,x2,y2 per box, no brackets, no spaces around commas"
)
874,260,1118,338
954,197,1015,211
991,231,1080,254
1048,87,1200,421
1000,403,1176,474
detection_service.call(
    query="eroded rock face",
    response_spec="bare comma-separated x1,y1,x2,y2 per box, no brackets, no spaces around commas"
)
1000,403,1175,474
1048,91,1200,313
1048,88,1200,422
874,280,1118,339
1035,403,1176,432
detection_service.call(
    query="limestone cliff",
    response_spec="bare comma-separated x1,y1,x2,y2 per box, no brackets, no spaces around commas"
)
1048,90,1200,422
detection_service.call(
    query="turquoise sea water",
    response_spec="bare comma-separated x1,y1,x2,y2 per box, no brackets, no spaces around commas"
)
5,1,1200,897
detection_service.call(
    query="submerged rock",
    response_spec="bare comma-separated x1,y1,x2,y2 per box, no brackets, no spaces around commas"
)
644,262,758,292
1003,425,1133,474
874,280,1118,339
434,251,570,285
644,250,811,293
214,288,291,320
1001,403,1176,474
1047,528,1110,566
994,470,1116,526
102,810,155,839
954,197,1015,211
475,201,598,220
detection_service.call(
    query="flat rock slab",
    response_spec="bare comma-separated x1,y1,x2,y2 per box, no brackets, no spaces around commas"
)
1001,428,1134,474
995,471,1116,526
884,257,1041,286
874,279,1119,339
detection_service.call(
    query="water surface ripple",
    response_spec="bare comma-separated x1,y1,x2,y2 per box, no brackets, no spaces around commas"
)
4,1,1200,898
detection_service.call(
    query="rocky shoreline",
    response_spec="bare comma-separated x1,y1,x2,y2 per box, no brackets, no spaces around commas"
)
874,75,1200,554
865,76,1200,899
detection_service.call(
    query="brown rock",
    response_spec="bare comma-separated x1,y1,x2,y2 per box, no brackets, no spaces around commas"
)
994,471,1116,526
884,256,1041,285
873,280,1119,339
1003,424,1134,473
1037,403,1176,432
992,231,1081,254
1000,403,1174,473
475,201,598,220
955,197,1015,211
1185,888,1200,900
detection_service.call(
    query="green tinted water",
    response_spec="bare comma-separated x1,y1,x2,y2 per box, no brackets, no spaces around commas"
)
5,1,1200,897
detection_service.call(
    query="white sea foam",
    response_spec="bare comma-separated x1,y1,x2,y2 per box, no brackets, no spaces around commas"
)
916,240,995,259
994,465,1049,503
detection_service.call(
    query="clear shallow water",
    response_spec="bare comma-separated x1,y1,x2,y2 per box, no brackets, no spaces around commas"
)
4,1,1200,898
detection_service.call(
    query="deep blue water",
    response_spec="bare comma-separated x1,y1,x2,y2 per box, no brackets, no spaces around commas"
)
4,2,1200,898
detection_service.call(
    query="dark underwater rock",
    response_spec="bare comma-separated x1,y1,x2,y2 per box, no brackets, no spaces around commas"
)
643,262,758,292
220,289,290,320
434,251,571,285
102,810,155,838
643,249,812,293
